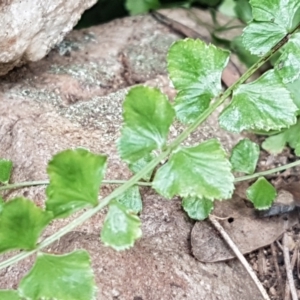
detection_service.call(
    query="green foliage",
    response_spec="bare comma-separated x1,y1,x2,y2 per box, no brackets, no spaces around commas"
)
19,251,96,300
77,0,225,29
230,139,260,174
219,0,252,23
167,39,230,123
153,139,234,200
101,200,142,250
0,290,20,300
182,196,214,220
218,0,236,16
243,0,300,56
219,70,298,132
0,159,12,184
235,0,252,23
246,177,277,210
231,36,259,67
262,119,300,155
275,33,300,84
287,76,300,113
46,148,107,218
125,0,222,15
115,185,143,214
126,0,160,15
0,198,52,253
0,196,4,213
118,86,175,164
128,153,155,181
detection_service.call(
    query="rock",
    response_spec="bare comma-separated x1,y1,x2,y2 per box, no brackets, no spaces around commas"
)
0,0,97,76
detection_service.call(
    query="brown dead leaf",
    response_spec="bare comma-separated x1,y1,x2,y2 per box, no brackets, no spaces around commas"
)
191,189,299,262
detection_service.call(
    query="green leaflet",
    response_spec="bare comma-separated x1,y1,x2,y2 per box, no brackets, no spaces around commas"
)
219,70,297,133
261,76,300,154
243,54,300,155
295,144,300,156
262,133,289,155
275,33,300,83
101,200,142,251
0,290,20,300
262,119,300,155
231,36,259,68
230,139,260,174
219,0,252,22
0,198,52,253
246,177,277,210
287,76,300,113
128,153,155,181
46,148,107,218
19,250,96,300
115,185,143,214
167,39,230,124
243,0,300,56
219,0,236,17
125,0,160,15
0,196,4,213
182,197,214,220
118,86,175,164
152,139,234,200
0,159,13,184
235,0,252,23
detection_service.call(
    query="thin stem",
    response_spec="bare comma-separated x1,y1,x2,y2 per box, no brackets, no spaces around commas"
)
1,159,300,194
283,233,298,300
102,180,151,186
0,26,294,270
0,150,169,270
0,180,49,191
0,179,152,191
234,160,300,183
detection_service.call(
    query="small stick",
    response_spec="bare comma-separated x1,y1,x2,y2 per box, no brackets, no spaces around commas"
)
276,240,284,251
284,282,291,300
210,213,237,221
284,244,298,300
291,246,298,276
283,233,298,300
209,215,271,300
257,248,266,278
271,243,284,298
297,250,300,280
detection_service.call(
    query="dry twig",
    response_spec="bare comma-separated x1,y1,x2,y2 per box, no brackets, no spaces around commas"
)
209,215,271,300
283,233,298,300
258,248,267,278
271,242,284,298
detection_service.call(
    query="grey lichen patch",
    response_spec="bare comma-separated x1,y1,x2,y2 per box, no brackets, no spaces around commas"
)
55,31,98,56
55,40,81,56
49,61,115,87
81,31,98,44
60,88,128,135
123,33,178,82
10,88,63,107
10,84,128,137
